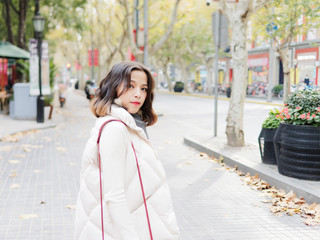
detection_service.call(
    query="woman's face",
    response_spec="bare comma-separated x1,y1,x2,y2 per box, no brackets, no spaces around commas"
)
117,70,148,114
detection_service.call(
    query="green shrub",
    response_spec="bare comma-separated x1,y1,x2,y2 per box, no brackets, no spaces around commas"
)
278,89,320,127
272,84,283,94
262,108,282,129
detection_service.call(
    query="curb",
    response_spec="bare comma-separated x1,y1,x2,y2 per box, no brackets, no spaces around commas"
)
0,122,57,140
184,136,320,204
157,90,284,107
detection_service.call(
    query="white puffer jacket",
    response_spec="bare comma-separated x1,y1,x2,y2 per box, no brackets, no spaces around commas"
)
75,105,180,240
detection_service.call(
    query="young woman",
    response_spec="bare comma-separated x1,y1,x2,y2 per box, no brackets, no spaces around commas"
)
75,61,180,240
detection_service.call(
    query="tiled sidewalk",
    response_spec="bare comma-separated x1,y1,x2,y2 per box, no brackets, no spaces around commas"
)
0,90,320,239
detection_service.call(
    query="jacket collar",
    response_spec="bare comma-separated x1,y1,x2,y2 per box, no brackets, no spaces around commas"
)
96,104,149,141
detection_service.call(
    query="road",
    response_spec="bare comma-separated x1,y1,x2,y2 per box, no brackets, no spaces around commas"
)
153,92,280,145
0,90,319,239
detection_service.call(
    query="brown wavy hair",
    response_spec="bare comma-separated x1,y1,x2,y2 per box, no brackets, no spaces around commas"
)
90,61,157,126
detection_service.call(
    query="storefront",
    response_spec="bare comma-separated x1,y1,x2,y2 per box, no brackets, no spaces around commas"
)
295,47,319,85
247,52,269,85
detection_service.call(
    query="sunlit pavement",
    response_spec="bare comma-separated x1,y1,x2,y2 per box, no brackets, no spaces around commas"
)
0,90,319,239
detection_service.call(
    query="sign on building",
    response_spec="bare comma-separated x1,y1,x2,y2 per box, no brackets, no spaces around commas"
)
29,39,51,96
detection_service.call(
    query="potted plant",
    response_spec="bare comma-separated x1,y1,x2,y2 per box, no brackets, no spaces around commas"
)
258,108,281,165
274,89,320,180
272,84,283,98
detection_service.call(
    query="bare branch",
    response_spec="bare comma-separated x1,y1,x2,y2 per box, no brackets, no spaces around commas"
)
150,0,181,54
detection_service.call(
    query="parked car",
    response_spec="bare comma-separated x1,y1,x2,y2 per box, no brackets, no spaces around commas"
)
173,81,184,92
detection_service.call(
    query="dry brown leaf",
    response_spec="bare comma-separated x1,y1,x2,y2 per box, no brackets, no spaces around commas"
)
24,148,31,152
213,167,225,171
199,152,208,157
19,214,38,219
274,212,283,217
42,136,52,142
308,203,320,212
10,172,18,178
56,147,67,152
0,146,15,152
22,144,43,149
66,205,76,210
303,217,320,226
8,160,20,164
10,184,20,189
14,154,26,158
253,203,262,207
284,191,296,201
184,161,193,165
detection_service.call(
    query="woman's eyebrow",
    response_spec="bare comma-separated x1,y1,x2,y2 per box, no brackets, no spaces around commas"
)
130,80,148,87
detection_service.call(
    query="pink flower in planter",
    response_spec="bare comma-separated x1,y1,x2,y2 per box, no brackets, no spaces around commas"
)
312,114,316,118
286,114,291,119
296,107,301,110
300,114,306,119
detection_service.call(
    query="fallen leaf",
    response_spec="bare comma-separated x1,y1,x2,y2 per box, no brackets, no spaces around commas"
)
0,146,15,152
22,144,43,149
19,214,38,219
40,201,45,204
303,217,320,226
14,154,26,158
10,172,18,178
24,148,31,152
213,167,224,171
10,184,20,189
66,205,76,210
253,203,262,207
199,152,208,157
8,160,20,164
56,147,67,152
42,136,52,142
184,161,193,165
33,169,43,173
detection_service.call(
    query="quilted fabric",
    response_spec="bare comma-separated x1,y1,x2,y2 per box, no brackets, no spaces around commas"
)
74,105,180,239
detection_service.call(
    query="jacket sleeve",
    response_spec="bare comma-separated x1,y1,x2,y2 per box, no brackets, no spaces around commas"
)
99,122,139,239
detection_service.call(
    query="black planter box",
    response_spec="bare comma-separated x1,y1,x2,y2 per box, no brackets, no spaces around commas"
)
274,123,320,180
258,128,277,165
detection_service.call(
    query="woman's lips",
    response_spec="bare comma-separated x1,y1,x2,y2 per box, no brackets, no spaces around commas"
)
130,102,140,106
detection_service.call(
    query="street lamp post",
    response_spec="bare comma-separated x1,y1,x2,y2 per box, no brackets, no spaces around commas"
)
32,14,45,123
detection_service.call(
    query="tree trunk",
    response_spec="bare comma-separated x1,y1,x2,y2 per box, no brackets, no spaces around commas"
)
225,17,248,147
3,0,14,43
17,0,29,49
205,62,213,95
279,48,291,101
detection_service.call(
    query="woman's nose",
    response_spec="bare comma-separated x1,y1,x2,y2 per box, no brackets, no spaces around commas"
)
134,89,141,98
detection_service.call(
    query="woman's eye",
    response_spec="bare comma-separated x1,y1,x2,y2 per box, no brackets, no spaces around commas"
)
142,88,148,92
129,85,134,88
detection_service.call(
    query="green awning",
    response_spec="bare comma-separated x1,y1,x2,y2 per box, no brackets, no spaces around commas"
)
0,41,30,59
